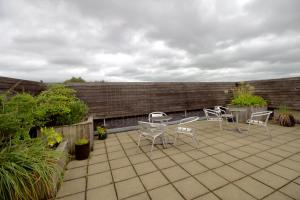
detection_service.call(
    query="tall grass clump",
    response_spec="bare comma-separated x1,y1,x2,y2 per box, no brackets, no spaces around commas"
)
0,139,65,200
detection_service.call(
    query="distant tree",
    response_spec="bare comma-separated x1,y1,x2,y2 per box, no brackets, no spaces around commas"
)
64,76,86,83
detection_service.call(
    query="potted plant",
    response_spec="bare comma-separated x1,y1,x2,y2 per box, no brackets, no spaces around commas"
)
229,82,267,122
97,126,107,140
75,138,90,160
41,127,63,148
277,105,296,127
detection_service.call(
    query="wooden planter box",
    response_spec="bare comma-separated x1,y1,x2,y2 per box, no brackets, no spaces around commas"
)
228,105,267,123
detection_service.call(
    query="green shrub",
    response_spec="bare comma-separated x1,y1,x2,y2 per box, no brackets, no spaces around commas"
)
41,127,63,148
75,138,89,145
0,138,64,200
97,126,106,135
35,84,88,127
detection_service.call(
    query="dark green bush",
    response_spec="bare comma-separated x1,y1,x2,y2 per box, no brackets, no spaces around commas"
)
35,84,88,127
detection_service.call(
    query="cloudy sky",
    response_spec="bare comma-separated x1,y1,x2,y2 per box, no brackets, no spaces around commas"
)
0,0,299,82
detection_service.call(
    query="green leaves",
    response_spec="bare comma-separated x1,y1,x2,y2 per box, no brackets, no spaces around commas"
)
231,94,267,106
41,127,62,148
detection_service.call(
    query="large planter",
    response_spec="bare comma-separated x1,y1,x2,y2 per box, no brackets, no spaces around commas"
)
75,142,90,160
228,105,267,123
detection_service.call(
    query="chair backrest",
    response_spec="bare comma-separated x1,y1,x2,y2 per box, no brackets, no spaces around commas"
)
203,109,221,120
138,121,166,136
148,112,167,122
250,111,272,125
214,106,229,115
179,116,199,125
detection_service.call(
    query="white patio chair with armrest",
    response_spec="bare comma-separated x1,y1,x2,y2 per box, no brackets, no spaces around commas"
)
203,108,223,130
137,121,167,156
148,112,167,123
247,111,272,137
214,106,233,123
174,116,200,147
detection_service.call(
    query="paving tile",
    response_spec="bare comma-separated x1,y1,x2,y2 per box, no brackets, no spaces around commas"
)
87,171,113,189
289,153,300,162
181,160,208,175
235,176,273,199
214,184,255,200
56,178,86,198
149,184,184,200
108,150,126,160
229,160,259,175
106,145,123,153
153,157,176,169
185,149,207,159
146,150,166,159
244,156,272,168
267,148,292,157
195,171,228,190
67,160,88,169
115,177,145,199
91,147,106,156
280,182,300,200
226,149,250,159
64,166,87,181
56,192,85,200
122,142,137,149
213,143,233,151
89,154,107,164
213,152,238,164
110,157,131,169
197,156,224,169
266,164,299,180
278,159,300,172
124,148,140,156
88,161,110,175
112,165,137,182
170,152,193,164
294,176,300,184
263,191,294,200
162,148,181,155
128,153,149,164
124,192,150,200
256,151,283,162
133,161,157,175
86,184,117,200
176,144,195,152
140,171,169,190
194,192,219,200
224,141,243,148
162,165,190,182
200,146,220,155
251,170,289,189
239,146,261,154
173,177,208,200
214,165,245,182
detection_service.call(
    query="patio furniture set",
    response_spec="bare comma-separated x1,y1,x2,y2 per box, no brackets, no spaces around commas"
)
137,107,273,156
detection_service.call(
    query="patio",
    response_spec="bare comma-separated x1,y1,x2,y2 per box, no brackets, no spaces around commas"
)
56,121,300,200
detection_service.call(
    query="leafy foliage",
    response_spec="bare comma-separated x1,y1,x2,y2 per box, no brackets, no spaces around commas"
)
64,76,86,83
75,138,89,145
0,138,64,200
41,127,63,148
97,126,106,135
277,105,295,127
231,82,267,106
35,84,88,127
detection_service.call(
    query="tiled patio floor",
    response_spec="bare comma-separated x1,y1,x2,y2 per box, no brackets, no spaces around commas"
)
56,121,300,200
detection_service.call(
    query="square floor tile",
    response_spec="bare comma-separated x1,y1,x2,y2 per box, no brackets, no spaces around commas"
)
108,150,126,160
110,157,131,169
115,177,145,199
56,192,85,200
197,156,224,169
278,159,300,172
67,160,88,169
214,165,245,182
87,171,113,189
235,176,273,199
266,164,299,180
88,161,110,175
244,156,272,168
87,184,117,200
153,157,176,169
214,184,255,200
149,184,184,200
170,153,193,164
129,153,149,164
162,166,190,182
64,166,87,181
181,161,208,175
213,153,238,164
89,154,108,164
251,170,289,189
173,177,208,200
229,160,259,175
195,171,228,190
200,146,220,155
140,171,169,190
162,148,181,156
134,161,157,175
263,191,294,200
256,151,283,162
226,149,250,159
57,178,86,198
185,150,207,159
112,165,136,182
146,150,166,159
194,192,219,200
123,192,150,200
280,182,300,200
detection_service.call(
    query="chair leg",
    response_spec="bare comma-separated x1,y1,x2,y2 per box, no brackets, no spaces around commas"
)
192,134,199,148
219,120,223,130
136,134,142,152
150,137,155,157
266,126,272,139
174,132,179,145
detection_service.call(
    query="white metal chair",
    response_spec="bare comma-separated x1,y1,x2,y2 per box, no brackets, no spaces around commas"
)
247,111,272,137
137,121,167,155
214,106,234,123
203,108,223,130
148,112,167,123
174,116,200,147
